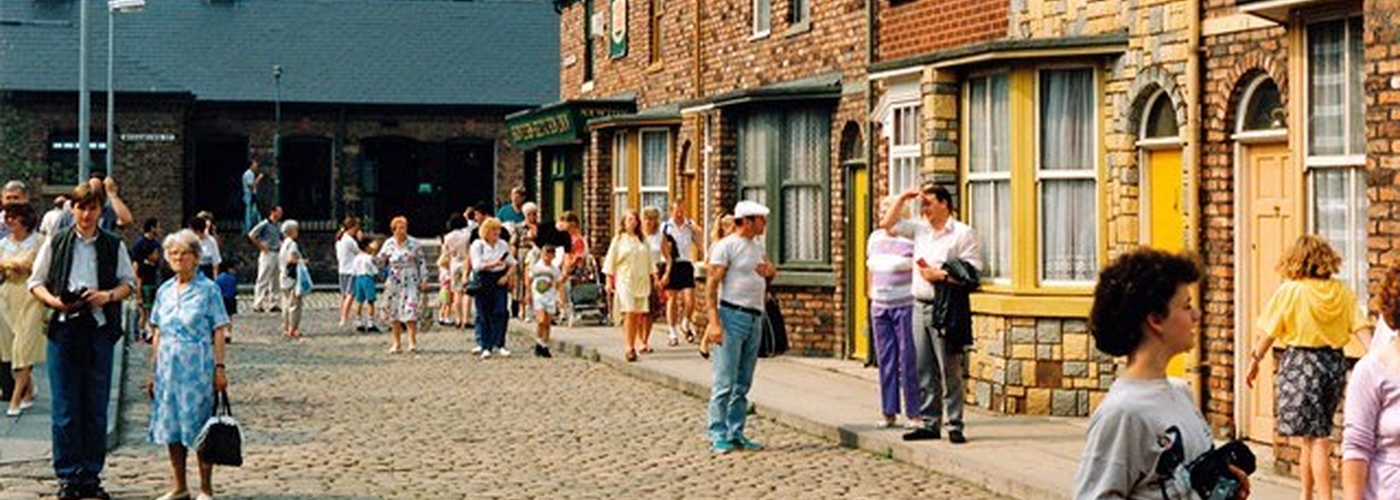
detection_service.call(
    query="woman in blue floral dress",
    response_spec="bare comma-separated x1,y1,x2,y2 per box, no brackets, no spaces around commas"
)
145,229,230,500
377,216,428,353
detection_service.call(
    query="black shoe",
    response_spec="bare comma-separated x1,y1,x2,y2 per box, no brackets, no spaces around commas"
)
56,484,82,500
947,430,967,444
368,324,382,333
356,325,366,332
534,344,552,358
902,427,940,441
88,485,113,500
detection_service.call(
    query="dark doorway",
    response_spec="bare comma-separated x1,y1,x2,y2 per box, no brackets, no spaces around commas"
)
191,135,249,222
360,137,494,236
279,136,333,222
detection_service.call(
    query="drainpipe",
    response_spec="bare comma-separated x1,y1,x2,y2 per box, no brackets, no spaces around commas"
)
859,0,876,361
694,0,703,99
1186,0,1206,409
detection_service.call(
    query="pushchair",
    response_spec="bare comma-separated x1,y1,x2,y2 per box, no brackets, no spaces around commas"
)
565,254,610,327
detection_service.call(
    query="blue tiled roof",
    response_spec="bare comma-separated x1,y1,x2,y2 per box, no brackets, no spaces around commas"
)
0,0,560,107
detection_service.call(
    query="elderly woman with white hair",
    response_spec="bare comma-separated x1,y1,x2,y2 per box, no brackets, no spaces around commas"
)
278,219,305,338
866,196,919,429
144,229,231,500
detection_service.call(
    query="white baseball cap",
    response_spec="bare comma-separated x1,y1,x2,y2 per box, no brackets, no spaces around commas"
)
733,200,770,219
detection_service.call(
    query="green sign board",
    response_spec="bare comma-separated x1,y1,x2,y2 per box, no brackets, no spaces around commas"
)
507,102,636,150
609,0,628,59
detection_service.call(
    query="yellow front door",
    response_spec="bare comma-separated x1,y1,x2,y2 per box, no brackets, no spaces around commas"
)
849,166,871,361
1244,142,1293,443
1147,150,1192,382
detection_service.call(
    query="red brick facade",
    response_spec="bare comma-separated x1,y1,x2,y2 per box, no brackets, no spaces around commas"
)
877,0,1008,62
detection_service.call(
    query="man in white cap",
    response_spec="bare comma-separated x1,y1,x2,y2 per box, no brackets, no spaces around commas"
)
704,199,777,454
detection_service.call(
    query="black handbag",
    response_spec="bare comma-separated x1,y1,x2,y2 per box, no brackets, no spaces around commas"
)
195,390,243,467
464,270,483,296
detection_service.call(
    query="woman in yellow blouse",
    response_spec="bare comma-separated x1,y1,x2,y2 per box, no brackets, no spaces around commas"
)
603,210,654,362
1248,234,1367,500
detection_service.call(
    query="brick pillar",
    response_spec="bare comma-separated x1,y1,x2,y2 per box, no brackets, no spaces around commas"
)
924,68,961,199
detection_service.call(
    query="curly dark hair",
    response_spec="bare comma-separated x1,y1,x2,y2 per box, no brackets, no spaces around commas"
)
1089,249,1203,357
2,203,37,232
1380,266,1400,331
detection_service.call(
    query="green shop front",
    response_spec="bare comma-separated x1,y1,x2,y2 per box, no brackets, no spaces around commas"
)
507,99,635,219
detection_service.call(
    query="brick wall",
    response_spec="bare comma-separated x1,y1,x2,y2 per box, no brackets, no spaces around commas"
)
968,315,1109,415
877,0,1007,62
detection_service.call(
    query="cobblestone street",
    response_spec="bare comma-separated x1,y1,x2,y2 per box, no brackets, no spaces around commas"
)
0,300,1004,499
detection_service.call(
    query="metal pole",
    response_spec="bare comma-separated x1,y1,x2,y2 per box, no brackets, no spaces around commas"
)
106,4,114,176
273,65,282,205
78,0,91,181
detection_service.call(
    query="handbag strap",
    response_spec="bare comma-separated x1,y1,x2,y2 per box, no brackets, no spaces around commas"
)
212,389,233,418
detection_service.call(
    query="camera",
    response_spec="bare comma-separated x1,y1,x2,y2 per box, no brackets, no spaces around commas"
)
1188,440,1256,500
60,287,89,307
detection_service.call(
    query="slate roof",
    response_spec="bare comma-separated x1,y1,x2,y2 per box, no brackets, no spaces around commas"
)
0,0,560,107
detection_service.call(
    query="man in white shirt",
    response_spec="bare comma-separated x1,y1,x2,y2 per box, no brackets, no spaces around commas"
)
28,183,135,500
247,206,284,313
242,159,264,233
705,200,777,455
662,200,701,344
880,182,982,445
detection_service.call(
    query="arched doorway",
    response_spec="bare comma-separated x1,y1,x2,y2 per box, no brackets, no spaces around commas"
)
840,120,870,361
1232,76,1289,443
1136,89,1191,383
280,135,333,222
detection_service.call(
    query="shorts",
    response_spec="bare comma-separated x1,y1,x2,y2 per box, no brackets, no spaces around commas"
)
664,261,696,290
352,275,378,303
1275,346,1346,437
222,297,238,316
533,291,559,317
141,284,158,309
449,262,468,292
338,274,354,295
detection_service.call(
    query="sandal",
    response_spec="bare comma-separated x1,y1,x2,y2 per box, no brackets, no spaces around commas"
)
685,331,695,344
625,350,638,362
668,337,680,347
698,347,710,360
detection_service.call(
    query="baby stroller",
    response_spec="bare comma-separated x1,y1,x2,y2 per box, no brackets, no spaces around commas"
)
565,254,610,327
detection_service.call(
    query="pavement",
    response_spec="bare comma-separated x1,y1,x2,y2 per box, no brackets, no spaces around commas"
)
0,294,1004,499
519,317,1305,500
0,337,125,465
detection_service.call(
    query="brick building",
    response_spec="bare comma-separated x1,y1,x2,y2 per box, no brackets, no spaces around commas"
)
515,0,869,355
0,0,558,278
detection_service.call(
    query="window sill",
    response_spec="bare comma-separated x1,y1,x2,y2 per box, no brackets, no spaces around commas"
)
647,61,664,74
581,80,595,93
970,289,1093,318
749,30,771,42
784,20,811,37
772,267,835,287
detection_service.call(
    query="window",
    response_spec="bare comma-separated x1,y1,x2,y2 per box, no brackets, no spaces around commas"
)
640,130,670,217
1038,68,1098,283
45,134,106,186
738,107,831,264
648,0,663,65
584,0,595,82
1307,17,1367,302
1143,92,1179,139
888,104,920,195
789,0,809,25
613,133,629,224
966,75,1011,280
1241,79,1283,131
279,136,333,221
753,0,771,36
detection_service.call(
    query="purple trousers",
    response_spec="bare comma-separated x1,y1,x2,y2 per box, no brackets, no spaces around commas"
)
872,304,920,418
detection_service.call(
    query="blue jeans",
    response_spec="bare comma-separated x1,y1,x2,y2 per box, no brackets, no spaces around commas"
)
48,322,116,488
707,304,762,444
474,287,508,350
243,195,260,234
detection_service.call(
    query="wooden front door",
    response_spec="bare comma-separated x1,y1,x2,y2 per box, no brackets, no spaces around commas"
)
848,165,871,361
1243,142,1294,442
1146,149,1193,384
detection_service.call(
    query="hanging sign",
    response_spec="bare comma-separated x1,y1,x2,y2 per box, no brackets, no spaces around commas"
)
609,0,628,59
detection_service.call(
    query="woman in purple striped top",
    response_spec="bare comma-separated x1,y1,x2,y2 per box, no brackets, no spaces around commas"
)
1342,266,1400,500
867,196,919,429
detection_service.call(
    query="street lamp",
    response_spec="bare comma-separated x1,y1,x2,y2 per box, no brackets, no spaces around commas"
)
77,0,90,180
106,0,146,177
272,64,282,205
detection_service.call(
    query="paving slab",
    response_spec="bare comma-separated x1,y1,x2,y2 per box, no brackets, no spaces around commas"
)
516,320,1303,500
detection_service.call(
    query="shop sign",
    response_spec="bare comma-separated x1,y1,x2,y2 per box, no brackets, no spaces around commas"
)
609,0,627,59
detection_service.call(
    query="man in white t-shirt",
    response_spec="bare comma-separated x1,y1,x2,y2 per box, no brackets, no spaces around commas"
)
242,159,264,233
880,182,982,444
705,200,777,455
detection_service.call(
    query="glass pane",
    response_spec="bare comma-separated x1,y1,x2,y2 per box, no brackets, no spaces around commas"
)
1308,20,1345,156
783,185,823,261
992,75,1010,173
969,78,989,174
613,135,629,186
1041,179,1097,281
1311,167,1368,302
754,0,770,32
740,114,772,186
1348,17,1365,156
785,109,827,183
615,193,629,225
1243,79,1283,131
1040,69,1095,171
995,180,1011,278
969,180,1010,279
641,131,668,188
642,193,669,218
1145,94,1179,139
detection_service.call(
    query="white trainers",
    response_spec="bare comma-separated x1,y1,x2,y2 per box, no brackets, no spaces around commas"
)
480,349,492,360
471,345,483,354
495,347,512,357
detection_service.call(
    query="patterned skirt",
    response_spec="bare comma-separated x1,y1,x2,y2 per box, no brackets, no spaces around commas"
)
1275,346,1346,437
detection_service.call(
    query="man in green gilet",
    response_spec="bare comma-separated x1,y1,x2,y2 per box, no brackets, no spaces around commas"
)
28,183,135,500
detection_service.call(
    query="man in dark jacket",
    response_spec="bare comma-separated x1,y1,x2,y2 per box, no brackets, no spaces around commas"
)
27,183,136,500
879,182,983,445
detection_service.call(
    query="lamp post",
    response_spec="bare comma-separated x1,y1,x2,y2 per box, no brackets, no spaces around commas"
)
106,0,146,177
272,64,282,205
77,0,90,181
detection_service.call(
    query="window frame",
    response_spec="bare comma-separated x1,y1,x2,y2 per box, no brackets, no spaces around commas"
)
752,0,771,38
612,132,631,225
1303,14,1368,305
583,0,595,83
648,0,663,66
1034,66,1100,287
45,133,108,186
737,106,832,267
964,73,1012,283
789,0,810,27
